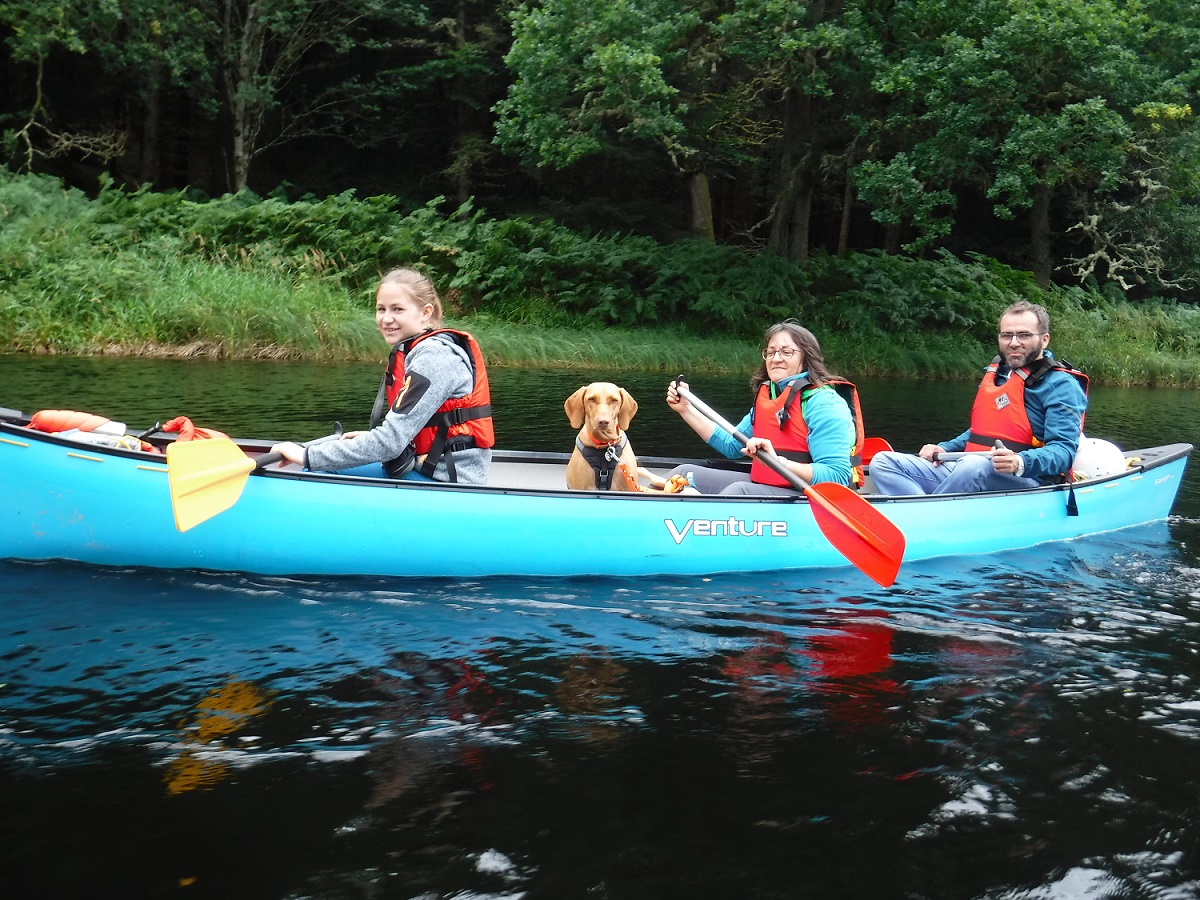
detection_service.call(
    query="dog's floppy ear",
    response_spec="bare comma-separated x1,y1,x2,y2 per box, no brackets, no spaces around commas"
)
564,386,588,429
617,387,638,430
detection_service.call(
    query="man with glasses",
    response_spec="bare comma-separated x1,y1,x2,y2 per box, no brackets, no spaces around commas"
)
869,300,1088,495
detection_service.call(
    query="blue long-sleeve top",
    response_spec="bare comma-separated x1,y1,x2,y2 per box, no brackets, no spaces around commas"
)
704,373,855,486
939,354,1088,481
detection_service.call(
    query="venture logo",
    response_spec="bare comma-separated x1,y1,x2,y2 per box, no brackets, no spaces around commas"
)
665,517,788,545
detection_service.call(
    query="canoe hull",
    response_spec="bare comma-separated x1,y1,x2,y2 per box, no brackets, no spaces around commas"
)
0,421,1191,580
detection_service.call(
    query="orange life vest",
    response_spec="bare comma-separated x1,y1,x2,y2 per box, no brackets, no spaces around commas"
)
748,378,866,487
965,356,1088,453
162,416,229,441
29,409,114,434
371,328,495,478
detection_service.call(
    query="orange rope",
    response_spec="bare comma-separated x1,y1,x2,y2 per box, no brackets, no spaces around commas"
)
587,427,647,492
616,456,644,492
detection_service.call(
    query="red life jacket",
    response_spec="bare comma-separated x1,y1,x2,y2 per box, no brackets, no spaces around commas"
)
371,328,495,478
749,378,866,487
965,356,1088,453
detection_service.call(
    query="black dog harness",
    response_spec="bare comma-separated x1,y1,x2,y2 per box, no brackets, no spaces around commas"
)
574,434,631,490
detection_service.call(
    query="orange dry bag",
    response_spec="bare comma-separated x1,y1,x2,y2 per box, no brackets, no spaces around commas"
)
29,409,117,434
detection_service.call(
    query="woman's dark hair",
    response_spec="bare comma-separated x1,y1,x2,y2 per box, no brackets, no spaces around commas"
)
750,320,841,393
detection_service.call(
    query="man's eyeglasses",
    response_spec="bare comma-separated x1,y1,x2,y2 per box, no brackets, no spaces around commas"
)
998,331,1043,343
762,347,799,360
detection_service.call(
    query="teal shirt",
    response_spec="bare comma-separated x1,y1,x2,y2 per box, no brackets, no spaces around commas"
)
705,373,855,486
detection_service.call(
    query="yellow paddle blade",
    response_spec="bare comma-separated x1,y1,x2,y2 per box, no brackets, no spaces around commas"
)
167,439,259,532
805,483,906,587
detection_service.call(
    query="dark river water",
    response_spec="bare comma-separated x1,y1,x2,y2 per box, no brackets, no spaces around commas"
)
2,354,1200,899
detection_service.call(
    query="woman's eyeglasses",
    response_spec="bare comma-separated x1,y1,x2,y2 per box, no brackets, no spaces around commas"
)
762,347,799,361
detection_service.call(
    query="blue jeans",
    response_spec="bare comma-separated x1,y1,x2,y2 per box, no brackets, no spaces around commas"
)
869,451,1040,495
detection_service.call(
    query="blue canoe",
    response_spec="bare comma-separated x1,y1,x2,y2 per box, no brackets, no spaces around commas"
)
0,410,1191,582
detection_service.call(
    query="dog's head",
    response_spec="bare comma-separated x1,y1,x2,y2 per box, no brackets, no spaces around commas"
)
564,382,638,440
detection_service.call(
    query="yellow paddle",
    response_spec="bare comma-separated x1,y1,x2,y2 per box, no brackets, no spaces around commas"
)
166,436,334,532
675,383,906,587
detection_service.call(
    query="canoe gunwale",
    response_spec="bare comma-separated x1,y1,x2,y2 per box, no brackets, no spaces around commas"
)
0,416,1192,505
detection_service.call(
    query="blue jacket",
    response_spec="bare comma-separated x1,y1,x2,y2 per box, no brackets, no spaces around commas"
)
941,353,1088,481
704,373,855,486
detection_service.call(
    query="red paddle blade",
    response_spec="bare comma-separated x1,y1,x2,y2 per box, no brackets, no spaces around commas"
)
804,482,906,587
861,436,894,466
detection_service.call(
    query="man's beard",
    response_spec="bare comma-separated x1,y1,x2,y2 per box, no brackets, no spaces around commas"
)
1005,346,1041,369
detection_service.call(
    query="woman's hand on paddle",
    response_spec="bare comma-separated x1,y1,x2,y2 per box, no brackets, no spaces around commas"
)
742,436,776,458
669,378,718,443
746,436,813,484
271,441,306,466
666,379,690,414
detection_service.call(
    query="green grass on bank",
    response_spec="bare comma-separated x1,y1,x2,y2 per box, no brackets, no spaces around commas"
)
3,166,1200,386
469,314,1200,387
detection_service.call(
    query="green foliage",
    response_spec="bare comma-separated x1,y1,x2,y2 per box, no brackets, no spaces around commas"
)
0,0,88,61
3,167,1200,385
494,0,699,169
1050,293,1200,385
989,99,1130,216
860,0,1194,277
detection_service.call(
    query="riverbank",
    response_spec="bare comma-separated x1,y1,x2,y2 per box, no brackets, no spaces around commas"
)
5,168,1199,387
12,313,1199,388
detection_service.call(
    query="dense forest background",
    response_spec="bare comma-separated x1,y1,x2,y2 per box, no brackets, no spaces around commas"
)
3,0,1199,302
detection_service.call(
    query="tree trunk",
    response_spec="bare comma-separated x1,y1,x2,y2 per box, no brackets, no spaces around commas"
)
139,80,162,187
1030,183,1053,289
688,171,715,241
789,179,812,261
837,169,854,257
884,222,902,254
452,0,471,206
768,88,816,261
229,2,266,192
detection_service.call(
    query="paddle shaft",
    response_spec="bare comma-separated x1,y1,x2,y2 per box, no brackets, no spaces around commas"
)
933,440,1006,463
932,450,992,463
167,433,338,532
676,385,808,490
251,449,287,470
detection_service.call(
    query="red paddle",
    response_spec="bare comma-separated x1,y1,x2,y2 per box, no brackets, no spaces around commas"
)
676,384,906,587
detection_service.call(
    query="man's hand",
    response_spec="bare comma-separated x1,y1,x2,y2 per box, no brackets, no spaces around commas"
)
990,444,1022,475
919,444,945,463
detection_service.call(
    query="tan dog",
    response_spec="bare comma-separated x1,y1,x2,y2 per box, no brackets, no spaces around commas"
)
564,382,641,491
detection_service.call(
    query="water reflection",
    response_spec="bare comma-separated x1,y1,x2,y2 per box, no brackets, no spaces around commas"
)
4,356,1200,897
1,531,1198,895
165,679,274,795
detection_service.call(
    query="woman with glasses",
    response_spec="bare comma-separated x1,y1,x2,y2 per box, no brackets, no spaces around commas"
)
663,320,863,495
869,300,1088,495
